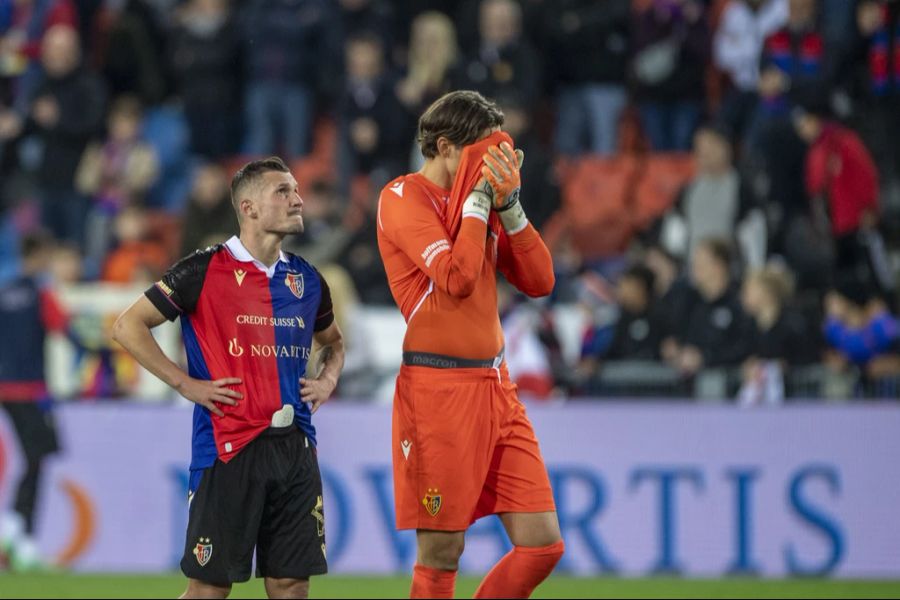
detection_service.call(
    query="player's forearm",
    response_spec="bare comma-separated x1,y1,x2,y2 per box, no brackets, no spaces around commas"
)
501,224,555,297
112,313,190,392
316,338,345,388
432,217,488,298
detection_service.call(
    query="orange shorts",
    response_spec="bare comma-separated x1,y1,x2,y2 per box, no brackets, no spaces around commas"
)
392,363,556,531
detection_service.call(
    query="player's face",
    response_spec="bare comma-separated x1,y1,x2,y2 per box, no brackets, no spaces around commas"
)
256,171,304,235
443,126,501,178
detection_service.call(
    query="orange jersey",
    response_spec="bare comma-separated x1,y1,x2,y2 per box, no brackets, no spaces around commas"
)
376,172,555,359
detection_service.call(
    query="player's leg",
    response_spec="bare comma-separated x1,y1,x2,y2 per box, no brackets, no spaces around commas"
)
473,383,564,598
263,577,309,599
256,428,326,600
392,367,498,599
179,579,231,599
180,441,265,594
411,529,465,599
0,401,58,570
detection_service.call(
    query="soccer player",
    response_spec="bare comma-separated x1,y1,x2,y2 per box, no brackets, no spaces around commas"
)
376,90,564,599
113,157,344,600
0,233,67,571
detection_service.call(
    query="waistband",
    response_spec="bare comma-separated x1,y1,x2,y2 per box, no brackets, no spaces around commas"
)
402,347,504,369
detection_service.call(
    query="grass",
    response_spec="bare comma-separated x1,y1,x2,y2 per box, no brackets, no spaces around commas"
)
0,574,898,599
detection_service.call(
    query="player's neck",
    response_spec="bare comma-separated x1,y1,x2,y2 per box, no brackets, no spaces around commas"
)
419,158,452,190
238,230,283,268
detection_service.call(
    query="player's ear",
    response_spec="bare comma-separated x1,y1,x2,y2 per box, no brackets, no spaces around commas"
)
436,136,452,160
240,198,257,220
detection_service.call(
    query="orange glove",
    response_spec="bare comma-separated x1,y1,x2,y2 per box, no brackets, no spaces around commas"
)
480,142,528,234
481,142,523,210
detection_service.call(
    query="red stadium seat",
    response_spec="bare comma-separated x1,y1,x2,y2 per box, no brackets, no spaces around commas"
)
632,153,695,230
560,155,641,260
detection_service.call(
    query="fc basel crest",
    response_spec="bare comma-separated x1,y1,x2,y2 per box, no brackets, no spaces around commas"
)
193,538,212,566
422,488,442,517
285,272,304,299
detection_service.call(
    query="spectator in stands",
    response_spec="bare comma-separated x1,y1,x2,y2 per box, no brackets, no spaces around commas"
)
101,0,168,105
0,0,77,111
238,0,340,160
453,0,541,107
603,264,665,362
338,0,397,61
0,25,106,249
792,97,895,296
541,0,630,156
644,243,697,349
713,0,788,141
101,205,168,284
337,32,412,195
48,241,82,284
77,95,159,276
839,0,900,232
630,0,710,151
665,238,753,375
499,280,556,400
495,92,560,231
658,124,766,268
824,277,900,378
742,264,817,365
179,163,236,256
169,0,241,158
396,11,459,134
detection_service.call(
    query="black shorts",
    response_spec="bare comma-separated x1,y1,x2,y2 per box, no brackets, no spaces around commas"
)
180,426,327,585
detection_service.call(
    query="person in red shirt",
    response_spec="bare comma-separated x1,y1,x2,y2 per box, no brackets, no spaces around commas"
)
793,98,895,295
377,90,563,599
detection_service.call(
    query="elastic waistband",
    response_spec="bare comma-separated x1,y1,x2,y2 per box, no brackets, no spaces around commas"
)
402,347,504,369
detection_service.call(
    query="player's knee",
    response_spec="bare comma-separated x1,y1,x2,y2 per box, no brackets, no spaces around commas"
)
264,577,309,599
419,536,465,571
180,579,231,599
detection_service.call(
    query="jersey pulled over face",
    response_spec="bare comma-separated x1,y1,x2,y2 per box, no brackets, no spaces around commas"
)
145,237,334,469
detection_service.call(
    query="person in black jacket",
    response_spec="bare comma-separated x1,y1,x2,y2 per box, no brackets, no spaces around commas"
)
541,0,630,156
741,264,818,367
667,237,753,375
605,264,665,361
0,25,106,248
169,0,241,158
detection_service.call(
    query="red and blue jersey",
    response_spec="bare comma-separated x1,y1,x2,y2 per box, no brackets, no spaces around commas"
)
0,274,68,401
145,236,334,471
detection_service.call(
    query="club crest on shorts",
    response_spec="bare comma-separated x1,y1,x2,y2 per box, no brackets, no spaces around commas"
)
285,272,304,299
193,537,212,566
422,488,442,517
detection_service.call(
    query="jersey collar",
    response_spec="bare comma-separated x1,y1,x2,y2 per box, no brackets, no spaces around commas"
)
224,236,288,279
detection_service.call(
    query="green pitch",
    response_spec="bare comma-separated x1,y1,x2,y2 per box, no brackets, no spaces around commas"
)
0,574,898,599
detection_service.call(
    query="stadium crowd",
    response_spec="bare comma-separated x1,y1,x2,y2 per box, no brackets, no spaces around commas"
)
0,0,898,401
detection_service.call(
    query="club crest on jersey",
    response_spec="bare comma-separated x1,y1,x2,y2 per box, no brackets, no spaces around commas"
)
193,538,212,566
422,488,442,517
285,272,304,299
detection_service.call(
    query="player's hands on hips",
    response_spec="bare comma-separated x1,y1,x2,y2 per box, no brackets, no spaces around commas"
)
178,377,242,417
481,142,524,210
300,376,336,414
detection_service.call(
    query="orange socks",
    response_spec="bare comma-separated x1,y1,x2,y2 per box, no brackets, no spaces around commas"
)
473,540,565,599
410,563,457,599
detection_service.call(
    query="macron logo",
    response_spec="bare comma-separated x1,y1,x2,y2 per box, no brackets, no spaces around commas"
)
390,181,404,197
401,439,412,460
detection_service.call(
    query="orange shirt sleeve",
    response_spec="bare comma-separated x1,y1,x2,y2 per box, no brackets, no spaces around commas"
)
497,223,555,298
379,186,489,298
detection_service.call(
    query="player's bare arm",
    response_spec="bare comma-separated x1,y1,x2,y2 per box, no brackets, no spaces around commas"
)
300,320,345,414
112,296,242,418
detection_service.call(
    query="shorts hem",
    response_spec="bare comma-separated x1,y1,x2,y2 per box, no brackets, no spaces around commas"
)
256,565,328,579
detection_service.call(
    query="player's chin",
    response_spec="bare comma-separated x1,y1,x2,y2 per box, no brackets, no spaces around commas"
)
278,218,304,235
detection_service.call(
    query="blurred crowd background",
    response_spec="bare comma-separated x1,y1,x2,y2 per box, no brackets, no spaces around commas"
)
0,0,899,403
